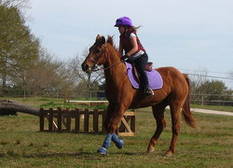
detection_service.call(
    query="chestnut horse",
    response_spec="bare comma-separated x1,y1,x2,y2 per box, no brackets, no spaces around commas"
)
82,35,195,156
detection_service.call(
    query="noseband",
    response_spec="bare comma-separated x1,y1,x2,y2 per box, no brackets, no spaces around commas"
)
91,60,123,72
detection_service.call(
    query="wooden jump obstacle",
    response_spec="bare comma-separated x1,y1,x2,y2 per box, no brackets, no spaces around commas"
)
39,108,135,136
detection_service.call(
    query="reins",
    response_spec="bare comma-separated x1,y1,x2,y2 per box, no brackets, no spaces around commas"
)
91,60,123,72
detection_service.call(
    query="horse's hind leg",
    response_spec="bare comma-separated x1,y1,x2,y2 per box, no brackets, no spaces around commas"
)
165,100,183,156
147,102,167,153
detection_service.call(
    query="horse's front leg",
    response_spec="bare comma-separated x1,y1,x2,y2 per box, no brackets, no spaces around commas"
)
97,104,126,155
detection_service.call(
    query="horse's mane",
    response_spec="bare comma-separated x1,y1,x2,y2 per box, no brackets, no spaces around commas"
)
106,36,118,51
105,36,121,57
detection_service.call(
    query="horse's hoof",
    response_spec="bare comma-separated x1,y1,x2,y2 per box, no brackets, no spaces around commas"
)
115,139,124,149
147,146,155,153
97,147,107,155
164,150,173,157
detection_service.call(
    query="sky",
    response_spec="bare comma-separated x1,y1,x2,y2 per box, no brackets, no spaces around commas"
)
25,0,233,88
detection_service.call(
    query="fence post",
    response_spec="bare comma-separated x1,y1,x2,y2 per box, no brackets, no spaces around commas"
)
84,109,89,132
57,107,62,132
66,108,71,131
102,109,106,133
75,108,80,133
93,109,99,133
48,108,54,131
131,115,136,133
201,95,204,105
39,108,44,131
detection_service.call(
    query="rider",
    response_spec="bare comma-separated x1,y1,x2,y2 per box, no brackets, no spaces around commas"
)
114,16,154,96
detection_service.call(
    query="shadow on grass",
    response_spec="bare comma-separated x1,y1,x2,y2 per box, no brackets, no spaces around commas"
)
0,151,147,159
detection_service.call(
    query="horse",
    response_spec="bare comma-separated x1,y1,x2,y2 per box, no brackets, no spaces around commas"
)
81,35,195,156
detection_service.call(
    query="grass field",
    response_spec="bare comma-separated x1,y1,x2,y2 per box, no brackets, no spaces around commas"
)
0,97,233,168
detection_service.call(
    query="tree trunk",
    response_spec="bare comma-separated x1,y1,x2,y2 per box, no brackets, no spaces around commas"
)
0,100,40,116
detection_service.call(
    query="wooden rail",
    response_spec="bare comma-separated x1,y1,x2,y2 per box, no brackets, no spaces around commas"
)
39,108,135,136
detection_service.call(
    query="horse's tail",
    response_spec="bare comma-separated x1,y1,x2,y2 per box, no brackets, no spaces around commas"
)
182,74,196,128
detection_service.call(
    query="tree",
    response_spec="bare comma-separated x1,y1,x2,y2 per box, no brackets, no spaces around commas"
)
192,79,233,105
0,0,29,9
0,4,39,95
21,48,77,98
69,52,105,99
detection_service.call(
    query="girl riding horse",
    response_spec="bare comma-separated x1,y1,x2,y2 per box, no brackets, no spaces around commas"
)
82,35,195,156
115,16,154,96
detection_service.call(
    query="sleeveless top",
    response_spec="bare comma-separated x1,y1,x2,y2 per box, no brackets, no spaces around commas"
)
120,31,146,55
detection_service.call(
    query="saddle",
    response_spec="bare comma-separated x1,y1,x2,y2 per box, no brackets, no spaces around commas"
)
125,62,163,90
144,62,153,71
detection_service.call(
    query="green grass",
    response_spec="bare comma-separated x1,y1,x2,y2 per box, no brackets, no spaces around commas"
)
191,104,233,112
0,97,64,108
0,103,233,167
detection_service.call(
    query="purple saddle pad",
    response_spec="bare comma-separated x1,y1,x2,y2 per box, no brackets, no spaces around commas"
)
125,62,163,90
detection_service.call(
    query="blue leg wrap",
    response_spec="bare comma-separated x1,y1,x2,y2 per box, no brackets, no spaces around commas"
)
112,133,124,149
97,134,113,155
97,146,107,155
102,134,113,148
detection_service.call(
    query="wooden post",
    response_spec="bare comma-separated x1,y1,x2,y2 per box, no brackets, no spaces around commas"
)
131,115,135,132
66,108,71,131
57,107,62,132
74,108,80,133
48,108,54,131
84,109,89,132
39,108,44,131
118,111,135,136
93,109,99,133
101,109,106,133
119,116,131,132
201,95,204,106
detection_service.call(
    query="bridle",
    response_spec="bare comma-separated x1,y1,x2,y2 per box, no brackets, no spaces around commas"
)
91,60,123,72
86,48,123,72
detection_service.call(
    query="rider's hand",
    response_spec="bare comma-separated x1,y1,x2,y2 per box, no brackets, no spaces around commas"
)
121,55,129,61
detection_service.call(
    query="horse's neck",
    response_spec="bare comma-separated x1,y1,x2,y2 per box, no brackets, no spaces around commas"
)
104,53,127,90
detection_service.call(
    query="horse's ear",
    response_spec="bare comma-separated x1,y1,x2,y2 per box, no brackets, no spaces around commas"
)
95,34,105,45
96,34,101,40
99,36,106,45
107,36,114,46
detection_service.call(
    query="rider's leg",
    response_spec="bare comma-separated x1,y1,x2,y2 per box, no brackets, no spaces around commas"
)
134,54,153,95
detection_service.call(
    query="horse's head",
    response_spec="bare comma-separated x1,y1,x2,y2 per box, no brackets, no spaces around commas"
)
82,35,114,73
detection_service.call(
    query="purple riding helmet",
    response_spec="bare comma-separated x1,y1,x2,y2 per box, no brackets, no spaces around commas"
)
114,16,133,27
